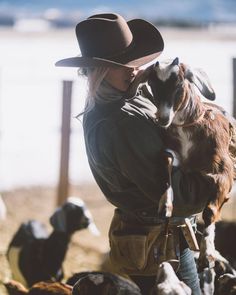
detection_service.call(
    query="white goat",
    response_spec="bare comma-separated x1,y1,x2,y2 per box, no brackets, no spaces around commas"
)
150,262,191,295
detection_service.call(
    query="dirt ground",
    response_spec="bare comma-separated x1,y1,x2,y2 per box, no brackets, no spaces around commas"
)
1,183,236,294
0,183,115,294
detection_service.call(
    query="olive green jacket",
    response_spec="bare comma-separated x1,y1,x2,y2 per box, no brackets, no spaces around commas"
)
83,95,216,218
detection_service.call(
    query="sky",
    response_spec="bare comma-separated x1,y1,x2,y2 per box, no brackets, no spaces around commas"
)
0,0,236,25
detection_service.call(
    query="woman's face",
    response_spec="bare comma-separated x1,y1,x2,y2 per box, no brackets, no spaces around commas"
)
105,66,140,92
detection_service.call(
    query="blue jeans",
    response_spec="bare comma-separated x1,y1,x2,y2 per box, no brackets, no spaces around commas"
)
131,247,201,295
177,247,201,295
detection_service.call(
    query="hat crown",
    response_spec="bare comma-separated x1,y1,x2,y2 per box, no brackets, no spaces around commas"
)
76,13,133,59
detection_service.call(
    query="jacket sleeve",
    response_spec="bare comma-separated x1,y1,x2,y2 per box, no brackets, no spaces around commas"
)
108,116,167,205
110,116,216,216
171,168,216,216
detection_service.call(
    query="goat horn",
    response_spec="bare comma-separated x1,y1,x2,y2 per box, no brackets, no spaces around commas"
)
171,57,179,66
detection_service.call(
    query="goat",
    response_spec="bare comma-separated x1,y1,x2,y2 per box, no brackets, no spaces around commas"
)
126,57,236,273
198,249,236,295
197,222,236,294
4,280,72,295
7,196,100,287
217,274,236,295
70,271,142,295
214,253,236,295
67,265,190,294
214,221,236,269
197,221,236,269
150,262,191,295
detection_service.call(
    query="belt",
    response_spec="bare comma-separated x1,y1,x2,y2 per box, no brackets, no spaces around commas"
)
117,208,196,226
117,209,199,251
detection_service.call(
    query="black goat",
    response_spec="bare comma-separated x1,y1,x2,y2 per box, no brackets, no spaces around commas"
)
69,271,142,295
7,197,99,287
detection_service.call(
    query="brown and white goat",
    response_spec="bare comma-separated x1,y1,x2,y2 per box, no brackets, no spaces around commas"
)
4,280,72,295
127,57,236,270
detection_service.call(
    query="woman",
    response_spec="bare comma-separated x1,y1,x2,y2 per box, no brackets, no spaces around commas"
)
56,13,216,295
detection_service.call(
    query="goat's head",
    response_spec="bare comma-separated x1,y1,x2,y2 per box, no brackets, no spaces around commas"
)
148,57,216,128
50,196,100,236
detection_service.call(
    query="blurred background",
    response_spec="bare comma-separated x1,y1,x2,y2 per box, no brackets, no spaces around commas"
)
0,1,236,291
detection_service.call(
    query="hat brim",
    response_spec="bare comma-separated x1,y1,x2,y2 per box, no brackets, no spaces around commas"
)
55,18,164,68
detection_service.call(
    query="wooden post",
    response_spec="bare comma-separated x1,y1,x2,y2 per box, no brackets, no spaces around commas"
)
57,80,73,206
233,58,236,118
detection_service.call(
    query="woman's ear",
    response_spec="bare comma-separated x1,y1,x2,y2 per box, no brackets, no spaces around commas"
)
185,67,216,101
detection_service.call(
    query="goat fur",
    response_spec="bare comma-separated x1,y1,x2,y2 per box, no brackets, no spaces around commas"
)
4,280,72,295
126,58,236,275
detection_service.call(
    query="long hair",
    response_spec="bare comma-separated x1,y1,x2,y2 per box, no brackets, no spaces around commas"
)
77,67,109,117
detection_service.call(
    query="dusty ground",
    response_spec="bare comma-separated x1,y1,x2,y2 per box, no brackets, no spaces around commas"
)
0,183,115,294
1,183,236,294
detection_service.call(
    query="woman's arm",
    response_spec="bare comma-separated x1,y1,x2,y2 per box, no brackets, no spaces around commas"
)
171,168,216,216
111,115,215,216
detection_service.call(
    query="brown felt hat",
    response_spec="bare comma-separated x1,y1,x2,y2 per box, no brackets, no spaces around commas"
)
55,13,164,68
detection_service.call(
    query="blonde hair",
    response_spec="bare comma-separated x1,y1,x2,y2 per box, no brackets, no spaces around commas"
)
77,67,109,117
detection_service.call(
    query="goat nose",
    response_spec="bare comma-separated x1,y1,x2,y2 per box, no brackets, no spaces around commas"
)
158,116,171,128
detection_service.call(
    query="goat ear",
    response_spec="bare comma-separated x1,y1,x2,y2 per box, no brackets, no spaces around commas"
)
123,65,153,100
185,67,216,101
171,57,179,66
50,207,66,232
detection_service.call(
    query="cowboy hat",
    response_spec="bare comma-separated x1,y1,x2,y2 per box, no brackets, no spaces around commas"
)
55,13,164,68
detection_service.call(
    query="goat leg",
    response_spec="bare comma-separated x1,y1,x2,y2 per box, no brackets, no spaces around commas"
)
198,222,216,271
198,172,232,271
198,199,221,271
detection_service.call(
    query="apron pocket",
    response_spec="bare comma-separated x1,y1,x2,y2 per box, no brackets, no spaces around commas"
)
110,232,148,271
